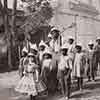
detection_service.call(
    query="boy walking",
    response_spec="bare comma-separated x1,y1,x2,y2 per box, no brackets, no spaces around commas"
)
57,44,72,100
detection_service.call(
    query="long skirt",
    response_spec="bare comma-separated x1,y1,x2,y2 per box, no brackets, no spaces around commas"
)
15,73,47,96
41,67,58,93
15,74,37,96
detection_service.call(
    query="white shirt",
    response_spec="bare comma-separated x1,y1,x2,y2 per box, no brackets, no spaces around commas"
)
58,55,72,70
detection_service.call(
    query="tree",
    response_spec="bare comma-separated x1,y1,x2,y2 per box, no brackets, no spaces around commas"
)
0,0,53,70
11,0,17,38
3,0,13,69
3,0,17,69
20,0,53,41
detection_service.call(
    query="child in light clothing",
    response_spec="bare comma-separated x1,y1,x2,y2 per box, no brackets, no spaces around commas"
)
74,43,86,91
15,53,46,100
57,44,72,100
87,41,96,81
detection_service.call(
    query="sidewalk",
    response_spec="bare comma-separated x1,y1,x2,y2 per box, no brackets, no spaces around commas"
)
0,71,19,89
0,71,100,100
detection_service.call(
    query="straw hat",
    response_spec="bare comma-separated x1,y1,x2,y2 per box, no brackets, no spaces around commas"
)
22,46,28,53
50,27,60,33
48,33,52,38
76,42,82,47
68,36,75,40
28,52,35,57
29,42,38,51
39,40,47,47
88,40,94,46
96,37,100,40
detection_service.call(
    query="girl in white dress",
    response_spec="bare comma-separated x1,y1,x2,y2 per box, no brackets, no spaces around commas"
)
15,53,46,100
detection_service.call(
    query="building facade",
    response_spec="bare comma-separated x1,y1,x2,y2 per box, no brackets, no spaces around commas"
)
50,0,100,48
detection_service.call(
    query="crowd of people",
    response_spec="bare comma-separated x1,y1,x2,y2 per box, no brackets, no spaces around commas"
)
15,27,100,100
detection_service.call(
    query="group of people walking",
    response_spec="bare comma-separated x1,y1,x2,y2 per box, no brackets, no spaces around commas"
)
15,27,100,100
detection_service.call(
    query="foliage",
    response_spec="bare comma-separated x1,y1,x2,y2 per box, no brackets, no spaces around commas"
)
20,0,53,36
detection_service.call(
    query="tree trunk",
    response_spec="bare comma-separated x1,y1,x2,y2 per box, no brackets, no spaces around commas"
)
4,0,12,70
11,0,17,68
11,0,17,47
11,0,17,38
0,0,4,22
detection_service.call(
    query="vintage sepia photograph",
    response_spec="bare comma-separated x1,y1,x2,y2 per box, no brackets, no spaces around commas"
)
0,0,100,100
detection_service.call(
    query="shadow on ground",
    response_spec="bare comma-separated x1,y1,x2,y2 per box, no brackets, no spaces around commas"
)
70,79,100,99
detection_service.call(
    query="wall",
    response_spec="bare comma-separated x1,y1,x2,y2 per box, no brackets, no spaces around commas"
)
50,0,100,48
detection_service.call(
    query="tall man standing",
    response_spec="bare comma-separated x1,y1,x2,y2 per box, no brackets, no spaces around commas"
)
48,27,62,93
49,27,61,53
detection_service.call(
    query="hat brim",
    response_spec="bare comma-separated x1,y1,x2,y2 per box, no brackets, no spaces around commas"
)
30,48,38,52
39,45,46,47
96,39,100,41
68,38,74,41
28,54,35,57
43,52,52,56
51,30,60,34
75,45,82,48
22,51,28,53
61,48,68,50
88,44,94,46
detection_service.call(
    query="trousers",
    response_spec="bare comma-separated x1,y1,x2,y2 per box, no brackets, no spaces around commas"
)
58,69,71,97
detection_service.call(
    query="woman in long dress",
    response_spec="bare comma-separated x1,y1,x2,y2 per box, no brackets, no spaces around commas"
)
15,53,46,100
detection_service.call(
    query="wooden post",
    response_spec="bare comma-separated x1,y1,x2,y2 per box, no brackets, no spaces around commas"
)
18,45,21,60
0,0,4,23
74,15,78,45
11,0,17,37
11,0,17,66
4,0,13,70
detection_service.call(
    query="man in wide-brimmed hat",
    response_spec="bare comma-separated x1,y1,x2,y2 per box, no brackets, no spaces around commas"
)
49,27,61,53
